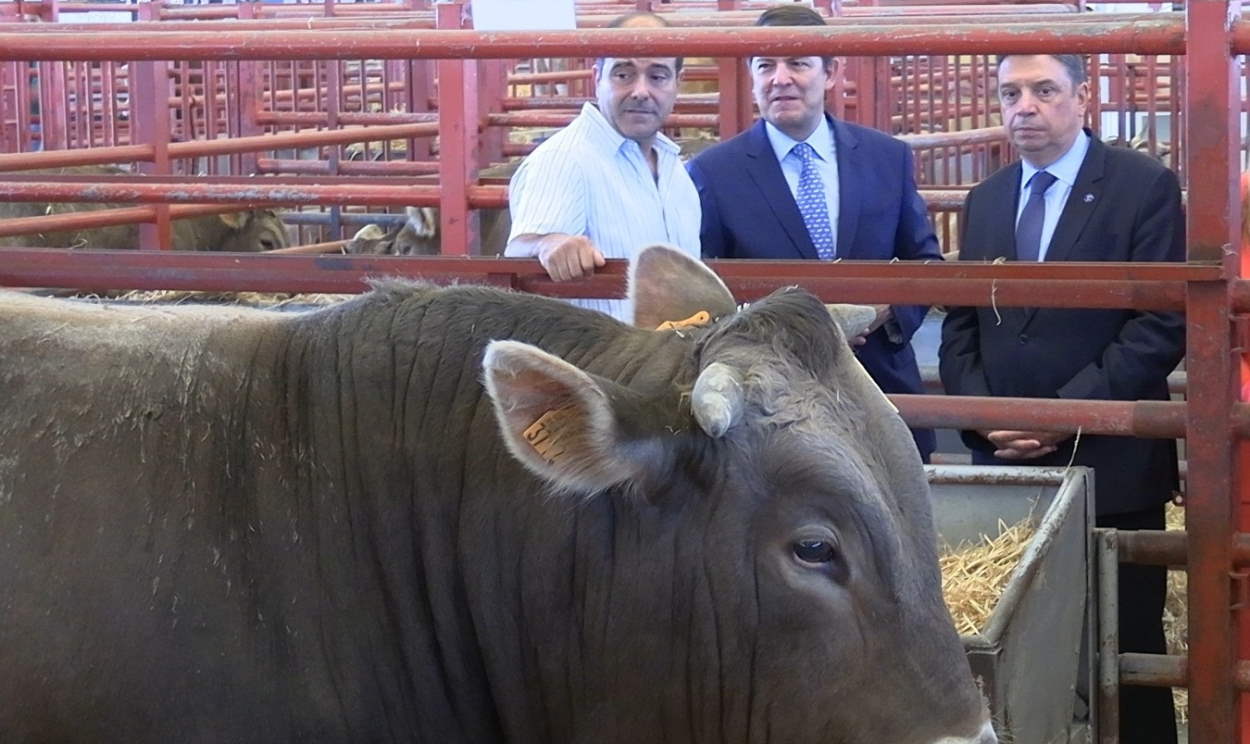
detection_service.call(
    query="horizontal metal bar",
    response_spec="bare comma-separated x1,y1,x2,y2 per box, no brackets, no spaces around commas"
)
0,19,1186,62
0,237,1219,307
0,123,439,171
487,112,719,128
255,159,440,177
0,7,1105,35
0,204,246,238
0,182,448,207
1117,529,1250,568
1120,652,1187,689
1119,653,1250,692
893,394,1193,438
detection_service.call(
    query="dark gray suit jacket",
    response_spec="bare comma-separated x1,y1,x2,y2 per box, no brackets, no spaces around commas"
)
939,134,1185,515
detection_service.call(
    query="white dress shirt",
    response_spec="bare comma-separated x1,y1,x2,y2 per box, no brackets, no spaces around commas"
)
1016,131,1091,261
506,103,702,321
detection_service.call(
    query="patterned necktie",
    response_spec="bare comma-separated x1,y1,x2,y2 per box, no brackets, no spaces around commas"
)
793,142,836,261
1015,170,1058,262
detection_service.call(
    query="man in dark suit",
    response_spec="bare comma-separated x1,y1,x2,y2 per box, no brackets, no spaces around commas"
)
939,53,1184,743
687,4,942,462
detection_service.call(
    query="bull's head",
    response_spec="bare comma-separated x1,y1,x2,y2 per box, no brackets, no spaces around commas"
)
482,246,995,744
217,210,289,252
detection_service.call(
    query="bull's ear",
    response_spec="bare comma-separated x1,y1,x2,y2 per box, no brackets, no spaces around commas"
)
483,340,654,493
218,212,248,229
629,244,736,330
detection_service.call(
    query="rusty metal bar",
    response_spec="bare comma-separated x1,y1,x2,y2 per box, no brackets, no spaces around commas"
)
1117,529,1250,568
255,158,439,176
487,111,719,128
1185,1,1241,741
893,395,1194,439
1120,653,1250,692
0,247,1231,317
0,204,253,238
0,122,439,171
0,19,1187,62
1099,529,1120,744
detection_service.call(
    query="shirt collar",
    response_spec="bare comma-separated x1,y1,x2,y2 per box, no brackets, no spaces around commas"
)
579,102,681,157
1020,129,1090,193
764,117,836,165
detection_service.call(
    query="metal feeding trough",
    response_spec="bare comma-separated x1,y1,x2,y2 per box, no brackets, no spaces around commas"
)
928,465,1096,744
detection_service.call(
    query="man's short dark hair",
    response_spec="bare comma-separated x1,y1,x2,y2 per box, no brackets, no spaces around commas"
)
996,54,1088,87
753,4,833,68
596,12,683,75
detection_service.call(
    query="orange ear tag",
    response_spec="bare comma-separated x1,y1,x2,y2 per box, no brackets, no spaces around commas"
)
655,310,711,331
522,406,576,464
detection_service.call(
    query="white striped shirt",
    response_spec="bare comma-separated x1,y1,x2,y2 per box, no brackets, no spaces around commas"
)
506,102,702,321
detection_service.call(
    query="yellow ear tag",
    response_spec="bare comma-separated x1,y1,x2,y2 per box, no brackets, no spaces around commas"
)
655,310,712,331
522,406,576,464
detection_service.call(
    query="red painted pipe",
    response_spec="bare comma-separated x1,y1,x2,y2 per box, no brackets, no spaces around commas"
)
0,20,1187,62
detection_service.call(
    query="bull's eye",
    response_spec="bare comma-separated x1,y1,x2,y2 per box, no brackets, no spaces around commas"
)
793,539,837,564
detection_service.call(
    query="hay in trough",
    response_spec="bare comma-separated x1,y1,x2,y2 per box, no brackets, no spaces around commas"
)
940,519,1035,636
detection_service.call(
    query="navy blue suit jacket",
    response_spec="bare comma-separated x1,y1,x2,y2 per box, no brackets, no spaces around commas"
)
688,117,942,459
939,136,1185,515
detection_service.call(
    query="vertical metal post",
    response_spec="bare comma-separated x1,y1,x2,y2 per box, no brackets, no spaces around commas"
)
326,59,342,240
234,2,262,176
1098,528,1120,744
477,59,507,167
716,0,751,139
1184,2,1241,743
1,62,17,154
436,0,479,256
133,1,171,251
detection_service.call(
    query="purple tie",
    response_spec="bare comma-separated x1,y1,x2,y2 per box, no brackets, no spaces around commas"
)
793,143,836,261
1015,170,1057,262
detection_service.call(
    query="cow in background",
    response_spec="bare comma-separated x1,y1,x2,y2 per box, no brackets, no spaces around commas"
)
345,205,510,256
0,246,995,744
0,166,289,251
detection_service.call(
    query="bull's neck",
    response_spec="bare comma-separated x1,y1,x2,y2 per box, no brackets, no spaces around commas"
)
271,289,710,740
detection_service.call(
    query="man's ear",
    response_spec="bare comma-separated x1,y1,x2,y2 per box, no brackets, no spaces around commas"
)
483,341,662,494
629,244,737,330
823,58,839,91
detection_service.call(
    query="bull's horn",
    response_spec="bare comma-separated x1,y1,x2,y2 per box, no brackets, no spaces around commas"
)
691,362,744,438
825,304,878,341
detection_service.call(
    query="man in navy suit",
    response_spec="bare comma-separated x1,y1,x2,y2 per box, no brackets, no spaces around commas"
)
940,53,1183,743
687,4,941,462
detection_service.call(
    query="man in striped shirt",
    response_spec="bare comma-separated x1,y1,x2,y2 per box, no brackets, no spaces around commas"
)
505,12,702,321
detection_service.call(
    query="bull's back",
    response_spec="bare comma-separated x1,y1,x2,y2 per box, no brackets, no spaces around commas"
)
0,294,300,741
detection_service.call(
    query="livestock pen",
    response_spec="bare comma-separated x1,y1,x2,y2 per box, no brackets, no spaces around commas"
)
0,1,1248,742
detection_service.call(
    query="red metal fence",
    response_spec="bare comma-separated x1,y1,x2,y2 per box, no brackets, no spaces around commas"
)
1,3,1248,742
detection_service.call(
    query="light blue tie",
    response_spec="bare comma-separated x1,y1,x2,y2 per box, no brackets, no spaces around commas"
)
793,142,836,261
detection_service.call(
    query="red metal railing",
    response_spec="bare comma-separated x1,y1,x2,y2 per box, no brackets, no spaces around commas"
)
0,11,1246,740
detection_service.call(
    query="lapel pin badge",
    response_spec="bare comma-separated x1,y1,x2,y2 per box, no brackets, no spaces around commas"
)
1083,193,1095,203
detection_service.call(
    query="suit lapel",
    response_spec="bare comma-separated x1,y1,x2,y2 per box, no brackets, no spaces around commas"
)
743,121,819,260
985,163,1031,330
1020,135,1105,331
992,163,1023,261
1041,136,1105,264
833,118,861,258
